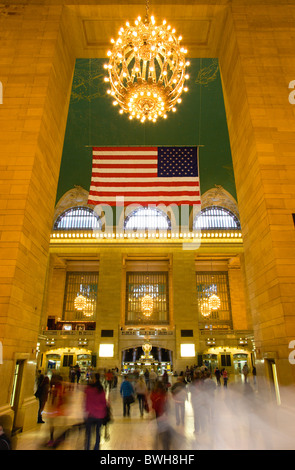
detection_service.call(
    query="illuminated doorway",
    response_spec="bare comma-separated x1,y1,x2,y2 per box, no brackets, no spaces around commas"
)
122,346,173,375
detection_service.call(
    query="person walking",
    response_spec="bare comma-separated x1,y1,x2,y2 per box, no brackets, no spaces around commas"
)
105,369,114,391
214,367,221,386
75,365,81,384
144,369,150,387
150,381,172,450
135,376,148,417
35,375,50,423
84,373,108,450
149,369,157,391
242,364,249,383
162,370,169,390
171,376,187,426
252,366,257,384
69,367,76,390
190,372,206,434
221,368,229,388
46,374,68,447
120,375,135,417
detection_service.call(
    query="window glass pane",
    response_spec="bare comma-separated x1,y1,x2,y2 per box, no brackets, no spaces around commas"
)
126,272,169,325
54,207,101,231
193,206,240,230
63,272,98,321
124,208,171,230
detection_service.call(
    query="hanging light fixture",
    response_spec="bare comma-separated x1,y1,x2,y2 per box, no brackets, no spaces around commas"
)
208,260,221,311
208,293,221,311
141,294,153,316
104,0,190,123
200,299,211,317
74,294,87,311
83,298,95,317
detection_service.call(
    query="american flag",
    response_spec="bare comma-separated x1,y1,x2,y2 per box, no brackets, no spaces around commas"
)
87,146,201,206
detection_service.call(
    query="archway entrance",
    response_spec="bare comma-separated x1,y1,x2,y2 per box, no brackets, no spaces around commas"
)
41,347,94,382
121,346,173,375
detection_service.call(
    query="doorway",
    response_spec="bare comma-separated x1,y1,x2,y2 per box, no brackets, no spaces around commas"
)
122,346,173,375
10,359,25,432
233,353,248,376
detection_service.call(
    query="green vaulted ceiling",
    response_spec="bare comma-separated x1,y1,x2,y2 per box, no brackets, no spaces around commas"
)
56,58,236,204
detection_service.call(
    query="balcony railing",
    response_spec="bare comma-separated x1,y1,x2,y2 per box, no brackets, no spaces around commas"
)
41,329,95,337
120,328,174,337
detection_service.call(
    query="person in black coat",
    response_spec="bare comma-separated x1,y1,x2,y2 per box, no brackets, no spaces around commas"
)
35,375,50,423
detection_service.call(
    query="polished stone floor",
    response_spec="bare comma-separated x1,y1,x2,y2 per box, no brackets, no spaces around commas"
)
12,375,295,451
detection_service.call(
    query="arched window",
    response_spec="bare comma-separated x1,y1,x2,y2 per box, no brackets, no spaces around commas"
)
124,207,171,231
53,206,101,231
193,206,241,230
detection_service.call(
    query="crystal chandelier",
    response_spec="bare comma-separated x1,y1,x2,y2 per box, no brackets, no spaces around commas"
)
208,293,221,311
74,294,87,311
200,299,211,318
141,294,153,316
104,0,190,123
83,298,95,317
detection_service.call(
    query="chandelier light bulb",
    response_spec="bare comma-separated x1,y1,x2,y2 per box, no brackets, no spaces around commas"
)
105,10,189,123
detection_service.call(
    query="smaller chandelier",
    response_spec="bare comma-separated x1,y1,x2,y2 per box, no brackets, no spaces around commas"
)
141,294,153,316
83,299,95,317
209,294,221,311
104,3,189,123
74,294,87,311
200,300,211,318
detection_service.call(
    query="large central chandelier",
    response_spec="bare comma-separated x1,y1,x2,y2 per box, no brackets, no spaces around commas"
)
104,0,190,123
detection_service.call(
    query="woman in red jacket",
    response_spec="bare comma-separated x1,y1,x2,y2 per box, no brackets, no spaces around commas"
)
84,373,108,450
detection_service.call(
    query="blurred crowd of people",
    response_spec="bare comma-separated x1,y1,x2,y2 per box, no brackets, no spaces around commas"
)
1,362,261,451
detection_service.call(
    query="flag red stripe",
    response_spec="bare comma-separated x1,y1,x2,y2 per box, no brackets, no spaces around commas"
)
92,163,157,169
93,155,157,161
88,199,201,206
91,172,158,178
92,146,157,152
89,191,200,197
90,181,199,187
